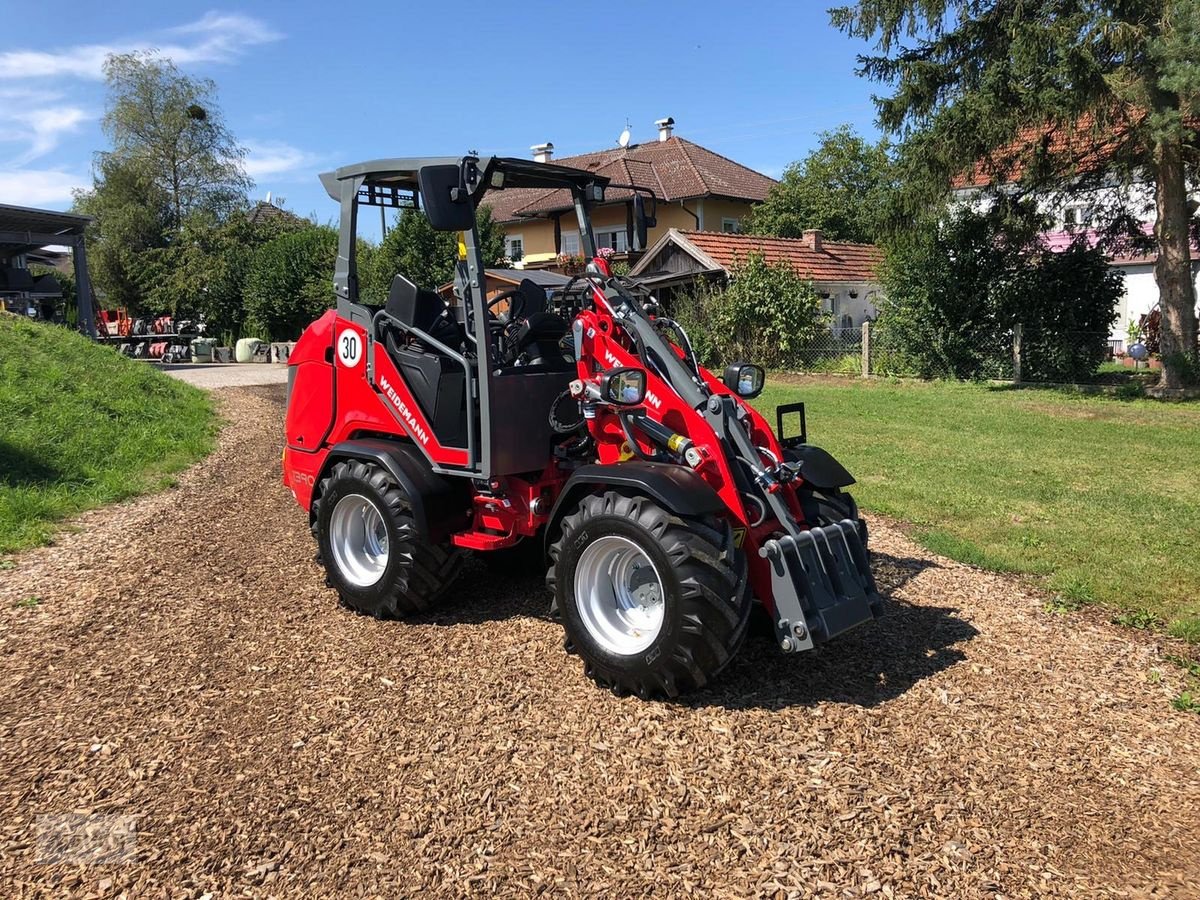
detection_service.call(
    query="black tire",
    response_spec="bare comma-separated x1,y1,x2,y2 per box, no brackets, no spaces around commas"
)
800,487,868,552
312,459,463,617
547,491,750,699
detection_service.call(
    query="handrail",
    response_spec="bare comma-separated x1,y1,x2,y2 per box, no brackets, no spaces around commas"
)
371,309,477,472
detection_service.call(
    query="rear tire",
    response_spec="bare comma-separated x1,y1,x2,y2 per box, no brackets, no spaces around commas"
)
312,459,463,617
548,492,750,699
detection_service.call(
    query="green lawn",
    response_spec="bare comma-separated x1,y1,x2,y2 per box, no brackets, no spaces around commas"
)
755,376,1200,642
0,315,217,553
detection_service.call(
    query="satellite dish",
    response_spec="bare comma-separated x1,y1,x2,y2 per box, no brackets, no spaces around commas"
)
617,121,631,148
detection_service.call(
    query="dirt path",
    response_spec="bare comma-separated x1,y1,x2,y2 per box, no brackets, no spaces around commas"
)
1,386,1197,898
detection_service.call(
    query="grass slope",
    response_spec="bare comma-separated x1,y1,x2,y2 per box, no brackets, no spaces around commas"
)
756,377,1200,642
0,315,216,553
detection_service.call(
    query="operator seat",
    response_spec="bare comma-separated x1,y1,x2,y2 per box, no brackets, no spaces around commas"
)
381,274,468,447
385,274,463,349
499,278,573,371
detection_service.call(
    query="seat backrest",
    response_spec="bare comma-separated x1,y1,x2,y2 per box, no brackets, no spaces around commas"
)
386,274,462,348
515,278,547,318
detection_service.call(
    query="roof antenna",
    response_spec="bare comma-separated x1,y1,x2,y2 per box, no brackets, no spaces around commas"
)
617,120,631,149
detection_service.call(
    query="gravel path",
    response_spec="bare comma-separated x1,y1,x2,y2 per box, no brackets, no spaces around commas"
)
158,363,289,389
1,386,1197,898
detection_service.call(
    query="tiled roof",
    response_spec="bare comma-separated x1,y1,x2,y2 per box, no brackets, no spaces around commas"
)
951,112,1147,189
247,201,308,227
659,229,882,283
486,138,776,223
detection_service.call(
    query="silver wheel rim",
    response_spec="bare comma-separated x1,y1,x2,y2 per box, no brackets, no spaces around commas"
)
329,493,389,588
573,535,665,656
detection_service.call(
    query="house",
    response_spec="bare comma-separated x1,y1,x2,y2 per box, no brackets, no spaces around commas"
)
950,124,1200,349
436,267,570,305
486,118,776,270
628,228,884,328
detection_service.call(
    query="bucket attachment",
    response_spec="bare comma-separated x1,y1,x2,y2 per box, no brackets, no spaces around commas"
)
760,520,883,653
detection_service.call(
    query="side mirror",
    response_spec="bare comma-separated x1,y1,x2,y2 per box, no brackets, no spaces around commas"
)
418,164,476,232
723,362,764,398
633,193,657,251
603,367,647,405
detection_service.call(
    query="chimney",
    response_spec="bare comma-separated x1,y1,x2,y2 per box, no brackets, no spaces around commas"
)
802,229,823,252
531,142,554,163
654,116,675,142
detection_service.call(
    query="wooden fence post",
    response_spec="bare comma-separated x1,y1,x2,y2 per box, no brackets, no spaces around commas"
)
1012,323,1023,384
861,321,872,378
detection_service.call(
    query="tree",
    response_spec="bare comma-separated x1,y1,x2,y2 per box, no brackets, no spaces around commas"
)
361,205,507,302
748,125,894,243
74,52,251,316
73,155,174,311
243,226,339,341
880,203,1121,380
99,52,248,229
832,0,1200,388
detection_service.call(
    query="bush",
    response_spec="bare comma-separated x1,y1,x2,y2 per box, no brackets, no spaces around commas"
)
243,225,338,340
879,205,1119,381
673,253,828,369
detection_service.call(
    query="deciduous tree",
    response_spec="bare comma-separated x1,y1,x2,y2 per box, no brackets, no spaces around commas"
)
749,125,893,243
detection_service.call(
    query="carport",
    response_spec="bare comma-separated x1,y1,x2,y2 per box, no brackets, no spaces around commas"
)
0,203,96,337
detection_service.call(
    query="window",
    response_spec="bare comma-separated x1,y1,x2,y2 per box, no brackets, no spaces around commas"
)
1063,205,1091,229
560,230,580,255
504,234,524,262
828,294,840,316
595,228,628,252
721,217,742,234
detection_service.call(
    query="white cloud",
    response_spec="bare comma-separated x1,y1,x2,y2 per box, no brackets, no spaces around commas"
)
0,12,281,80
243,140,321,182
0,169,88,207
2,105,90,165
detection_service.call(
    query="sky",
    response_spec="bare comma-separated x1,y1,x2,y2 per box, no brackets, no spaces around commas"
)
0,1,883,234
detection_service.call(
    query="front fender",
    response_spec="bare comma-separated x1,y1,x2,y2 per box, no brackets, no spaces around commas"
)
545,461,725,549
783,445,856,490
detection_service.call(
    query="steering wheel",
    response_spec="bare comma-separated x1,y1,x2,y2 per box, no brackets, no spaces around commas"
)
486,288,525,325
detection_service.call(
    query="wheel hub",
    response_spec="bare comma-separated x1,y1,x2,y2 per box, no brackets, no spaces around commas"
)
329,493,389,587
573,536,665,656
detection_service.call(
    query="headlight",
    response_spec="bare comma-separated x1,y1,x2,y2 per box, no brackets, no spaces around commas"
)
723,363,764,398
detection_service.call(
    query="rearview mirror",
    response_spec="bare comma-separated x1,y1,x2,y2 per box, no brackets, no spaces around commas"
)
633,193,657,251
603,367,647,405
418,164,476,232
723,362,764,398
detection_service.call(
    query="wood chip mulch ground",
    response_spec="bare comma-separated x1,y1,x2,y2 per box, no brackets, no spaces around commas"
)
1,385,1197,898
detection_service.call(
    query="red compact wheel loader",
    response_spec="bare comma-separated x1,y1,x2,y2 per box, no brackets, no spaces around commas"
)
283,154,882,698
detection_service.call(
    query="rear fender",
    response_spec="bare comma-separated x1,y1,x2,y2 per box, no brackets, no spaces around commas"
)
317,439,470,543
545,461,726,550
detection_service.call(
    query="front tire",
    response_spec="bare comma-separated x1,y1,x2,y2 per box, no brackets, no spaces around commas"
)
548,492,750,699
312,459,463,617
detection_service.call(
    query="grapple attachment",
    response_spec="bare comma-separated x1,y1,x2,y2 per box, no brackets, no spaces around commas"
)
760,520,884,652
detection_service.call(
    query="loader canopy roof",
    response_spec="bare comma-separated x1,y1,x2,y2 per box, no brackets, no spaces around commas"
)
319,156,610,205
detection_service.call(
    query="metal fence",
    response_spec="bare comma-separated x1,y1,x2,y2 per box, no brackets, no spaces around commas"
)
788,323,1140,386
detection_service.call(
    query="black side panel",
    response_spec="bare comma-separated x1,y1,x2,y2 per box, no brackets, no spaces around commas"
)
323,439,470,542
783,445,856,490
546,461,725,547
488,370,575,475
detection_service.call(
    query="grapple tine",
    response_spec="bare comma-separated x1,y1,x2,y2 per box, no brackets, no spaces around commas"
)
761,520,883,653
